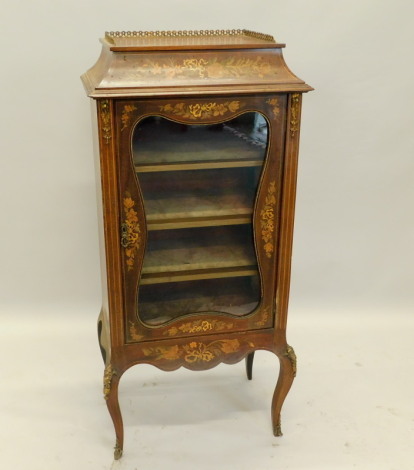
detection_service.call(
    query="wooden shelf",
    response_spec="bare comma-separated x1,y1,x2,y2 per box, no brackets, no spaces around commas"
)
145,188,254,230
141,266,257,285
141,226,257,285
135,158,263,173
147,215,252,231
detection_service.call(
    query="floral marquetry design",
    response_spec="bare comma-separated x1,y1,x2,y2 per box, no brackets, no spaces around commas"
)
254,307,270,327
121,194,141,271
290,93,300,138
142,339,247,364
129,321,144,341
159,101,242,120
260,181,277,258
163,319,234,337
183,340,239,363
182,58,209,77
266,97,280,119
121,105,137,131
99,100,112,144
128,56,275,81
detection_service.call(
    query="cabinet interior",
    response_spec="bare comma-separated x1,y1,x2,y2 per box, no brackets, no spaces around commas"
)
138,276,261,325
134,112,268,326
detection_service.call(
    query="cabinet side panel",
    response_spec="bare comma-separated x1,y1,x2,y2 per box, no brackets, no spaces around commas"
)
91,101,109,319
90,100,113,362
276,93,303,331
95,99,125,348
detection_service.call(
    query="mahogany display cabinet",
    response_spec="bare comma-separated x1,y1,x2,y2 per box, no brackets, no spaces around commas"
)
81,29,312,459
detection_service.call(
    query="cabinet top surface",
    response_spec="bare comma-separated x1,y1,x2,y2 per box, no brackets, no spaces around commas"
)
104,29,284,51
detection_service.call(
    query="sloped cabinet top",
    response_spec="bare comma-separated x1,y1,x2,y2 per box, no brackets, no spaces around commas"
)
81,30,313,98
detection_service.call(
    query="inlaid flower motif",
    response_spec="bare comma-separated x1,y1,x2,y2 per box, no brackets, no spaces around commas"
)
228,101,240,113
132,56,274,80
188,103,203,118
213,103,228,116
142,339,243,363
205,61,225,78
219,339,239,354
159,101,242,120
183,58,209,77
163,319,233,336
162,345,180,360
260,181,277,258
129,321,144,341
254,307,270,327
184,343,215,363
266,98,280,118
121,194,141,270
121,105,137,131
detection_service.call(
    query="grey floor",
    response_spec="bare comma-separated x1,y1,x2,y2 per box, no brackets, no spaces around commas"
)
1,304,413,470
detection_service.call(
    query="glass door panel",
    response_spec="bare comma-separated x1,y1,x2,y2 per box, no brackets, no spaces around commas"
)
133,112,268,326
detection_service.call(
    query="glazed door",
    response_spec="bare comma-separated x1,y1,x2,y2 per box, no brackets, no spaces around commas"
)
116,96,287,343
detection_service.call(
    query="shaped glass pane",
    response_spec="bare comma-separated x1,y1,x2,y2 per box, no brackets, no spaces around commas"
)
132,113,268,325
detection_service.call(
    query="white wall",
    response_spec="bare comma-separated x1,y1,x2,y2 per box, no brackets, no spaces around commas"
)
1,0,413,314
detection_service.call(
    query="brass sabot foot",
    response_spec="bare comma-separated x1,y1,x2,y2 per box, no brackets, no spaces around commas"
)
274,418,283,437
114,440,123,460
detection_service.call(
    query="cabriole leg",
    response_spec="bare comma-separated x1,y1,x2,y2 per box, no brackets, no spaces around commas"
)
271,345,297,436
104,364,124,459
97,320,106,364
245,351,255,380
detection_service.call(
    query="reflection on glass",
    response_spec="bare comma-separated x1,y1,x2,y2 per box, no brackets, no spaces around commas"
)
133,113,268,325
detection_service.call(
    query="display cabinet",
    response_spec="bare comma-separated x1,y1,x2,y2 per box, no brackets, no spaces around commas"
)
82,29,312,460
